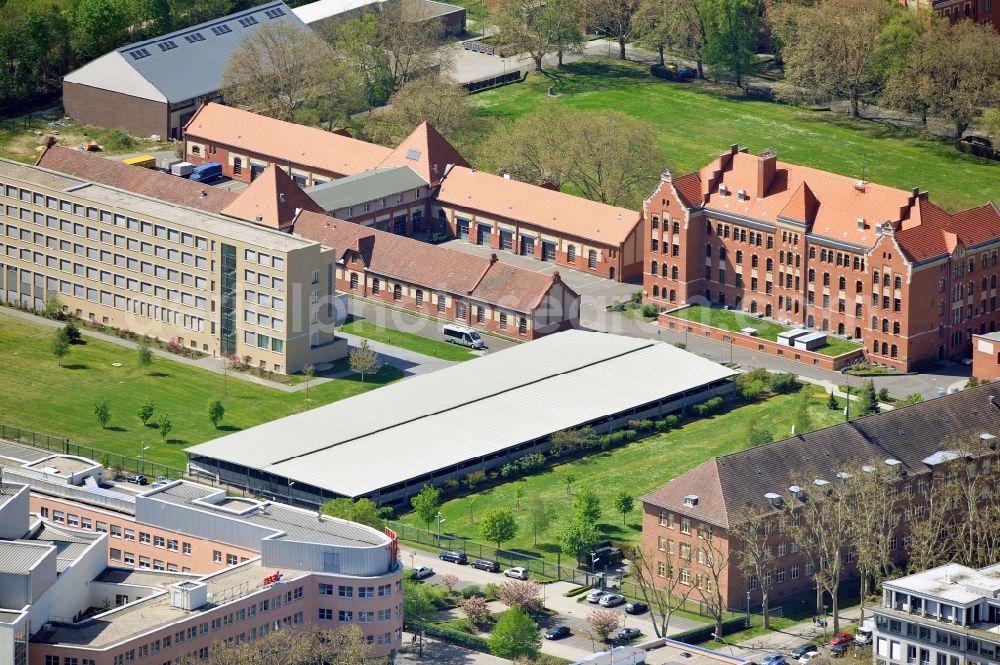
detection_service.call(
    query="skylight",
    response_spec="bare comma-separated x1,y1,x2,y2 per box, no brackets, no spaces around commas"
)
128,48,151,60
264,7,286,18
238,16,259,27
406,150,422,161
211,24,232,36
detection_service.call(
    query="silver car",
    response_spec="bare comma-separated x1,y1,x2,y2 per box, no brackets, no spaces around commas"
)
586,589,608,603
599,593,625,608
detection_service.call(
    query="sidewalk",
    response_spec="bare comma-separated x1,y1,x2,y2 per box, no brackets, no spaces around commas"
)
727,607,864,658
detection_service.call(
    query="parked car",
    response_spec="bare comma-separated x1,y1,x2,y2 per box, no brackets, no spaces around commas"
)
586,589,608,603
413,566,434,580
625,601,648,615
599,593,625,608
428,232,449,244
798,652,820,665
439,550,468,564
791,644,818,660
150,477,171,487
544,625,571,640
125,474,148,485
761,653,787,665
470,559,500,572
830,643,850,658
617,628,642,642
830,632,855,646
504,566,529,580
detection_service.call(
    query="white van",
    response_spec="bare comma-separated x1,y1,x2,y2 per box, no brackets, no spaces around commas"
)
443,324,485,349
856,618,875,646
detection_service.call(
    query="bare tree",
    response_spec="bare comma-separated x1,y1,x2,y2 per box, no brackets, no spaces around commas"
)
696,526,732,638
940,433,1000,567
782,475,853,634
361,72,476,148
627,544,693,638
591,0,643,60
905,468,954,575
491,0,555,71
728,503,776,628
847,460,899,624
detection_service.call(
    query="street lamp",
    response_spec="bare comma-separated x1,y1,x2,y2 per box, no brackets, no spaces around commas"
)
436,512,445,545
409,551,416,572
747,591,752,628
288,480,295,506
139,441,150,475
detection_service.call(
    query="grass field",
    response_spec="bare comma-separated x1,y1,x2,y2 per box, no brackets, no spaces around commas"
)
340,318,477,361
397,385,848,560
0,316,403,468
471,59,1000,212
669,304,860,357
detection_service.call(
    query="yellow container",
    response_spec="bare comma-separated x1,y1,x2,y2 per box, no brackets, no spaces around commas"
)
122,155,156,169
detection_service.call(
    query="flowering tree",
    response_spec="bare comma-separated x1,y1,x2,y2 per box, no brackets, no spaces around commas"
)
461,596,491,626
439,574,459,593
499,580,542,613
587,608,623,641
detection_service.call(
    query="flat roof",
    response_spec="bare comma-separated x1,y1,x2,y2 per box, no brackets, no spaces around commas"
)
292,0,388,23
187,331,736,497
306,166,427,211
977,331,1000,342
25,456,95,475
884,562,1000,604
144,481,390,547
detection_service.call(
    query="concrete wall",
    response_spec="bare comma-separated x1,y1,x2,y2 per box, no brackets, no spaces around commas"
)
63,83,168,139
27,532,105,630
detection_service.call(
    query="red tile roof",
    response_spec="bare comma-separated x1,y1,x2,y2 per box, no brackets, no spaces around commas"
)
221,165,324,230
184,103,392,177
671,172,703,208
896,199,1000,261
437,166,642,246
378,122,469,185
35,142,238,213
292,212,573,312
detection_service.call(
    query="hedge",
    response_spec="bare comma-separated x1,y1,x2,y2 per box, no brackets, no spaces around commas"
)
669,616,749,645
690,396,725,416
422,623,490,651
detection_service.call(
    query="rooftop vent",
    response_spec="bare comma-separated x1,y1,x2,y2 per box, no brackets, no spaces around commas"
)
683,494,699,507
737,189,747,201
279,193,286,205
719,185,729,197
764,492,782,508
854,180,867,192
861,465,875,473
836,471,852,482
885,458,905,476
856,218,865,231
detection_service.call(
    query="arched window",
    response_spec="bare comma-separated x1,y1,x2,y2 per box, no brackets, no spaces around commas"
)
838,323,845,335
672,266,679,279
871,316,878,330
766,258,773,271
662,264,668,277
823,272,831,286
750,300,758,313
752,255,759,268
651,260,658,275
736,250,743,265
765,304,773,317
890,344,897,358
872,340,879,354
653,285,660,297
735,296,742,310
893,321,900,334
854,327,861,340
856,280,863,294
807,314,814,327
882,342,889,355
882,319,889,333
808,269,815,283
838,276,846,289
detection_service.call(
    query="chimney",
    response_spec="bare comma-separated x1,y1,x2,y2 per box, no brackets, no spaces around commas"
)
279,193,286,205
489,253,498,265
856,218,865,231
757,148,776,198
551,270,561,283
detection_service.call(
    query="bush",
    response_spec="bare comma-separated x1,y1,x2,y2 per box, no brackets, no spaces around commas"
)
103,129,137,152
641,304,659,318
665,414,681,428
877,387,890,402
484,583,502,600
461,584,483,599
768,372,798,394
519,453,545,473
630,290,643,305
739,379,766,401
500,463,520,479
64,322,83,344
610,300,625,312
626,419,654,432
422,623,489,651
564,585,591,597
674,342,686,349
654,419,669,432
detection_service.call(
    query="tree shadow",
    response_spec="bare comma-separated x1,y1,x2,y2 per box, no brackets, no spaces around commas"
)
165,438,188,445
217,425,242,432
147,371,171,378
536,543,562,555
62,363,89,370
106,426,127,432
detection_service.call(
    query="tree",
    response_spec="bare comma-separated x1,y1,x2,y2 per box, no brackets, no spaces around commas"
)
939,433,1000,568
540,0,585,66
696,526,732,638
64,322,82,344
349,339,383,383
783,471,854,635
480,107,576,193
127,0,172,39
220,22,339,122
156,413,172,442
793,388,812,435
883,18,1000,137
410,484,442,531
847,460,900,623
560,516,601,564
488,606,541,660
72,0,129,61
514,484,526,510
627,544,692,638
728,504,775,628
664,0,710,78
321,497,392,529
302,363,315,410
633,0,677,66
439,573,460,592
592,0,643,59
137,399,155,426
464,494,478,524
462,595,491,625
855,379,879,416
94,400,111,429
403,578,434,627
573,487,602,523
745,414,774,446
564,473,577,496
378,0,453,89
701,0,761,86
587,608,623,641
480,507,519,550
492,0,555,71
527,495,551,546
327,12,395,108
614,490,635,525
499,579,542,612
51,328,70,366
43,293,63,318
827,390,839,410
201,624,373,665
207,399,225,429
137,341,153,374
362,73,476,148
770,0,899,117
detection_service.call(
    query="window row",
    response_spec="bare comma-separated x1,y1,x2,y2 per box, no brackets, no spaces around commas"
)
244,248,285,271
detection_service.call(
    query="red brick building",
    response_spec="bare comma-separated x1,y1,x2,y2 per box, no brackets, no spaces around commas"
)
640,383,1000,613
294,211,581,339
183,103,644,282
900,0,1000,28
644,145,1000,371
972,331,1000,381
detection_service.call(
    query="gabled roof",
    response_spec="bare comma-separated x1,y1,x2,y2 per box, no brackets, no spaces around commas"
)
437,166,642,246
64,3,306,103
377,122,469,185
642,383,1000,529
779,181,819,225
896,199,1000,262
671,172,703,208
306,166,428,212
34,142,238,213
221,165,324,229
184,103,392,177
292,212,574,311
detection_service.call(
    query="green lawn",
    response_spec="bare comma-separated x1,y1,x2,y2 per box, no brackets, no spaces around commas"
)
397,386,848,561
669,304,860,357
470,59,1000,213
340,318,477,361
0,316,403,468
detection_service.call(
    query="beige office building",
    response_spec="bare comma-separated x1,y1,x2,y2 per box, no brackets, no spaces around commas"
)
0,158,346,373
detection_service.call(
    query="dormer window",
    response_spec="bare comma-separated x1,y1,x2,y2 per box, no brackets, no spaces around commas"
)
737,189,747,201
719,185,729,197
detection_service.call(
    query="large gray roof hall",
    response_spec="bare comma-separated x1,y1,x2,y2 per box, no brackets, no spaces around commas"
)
63,2,307,103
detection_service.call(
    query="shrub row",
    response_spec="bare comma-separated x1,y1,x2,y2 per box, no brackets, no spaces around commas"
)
669,616,749,645
421,623,490,652
690,396,726,416
500,453,546,479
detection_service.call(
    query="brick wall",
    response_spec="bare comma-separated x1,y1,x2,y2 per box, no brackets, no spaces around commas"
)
63,83,168,139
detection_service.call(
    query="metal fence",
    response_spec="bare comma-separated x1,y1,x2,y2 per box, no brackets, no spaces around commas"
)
0,423,185,481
